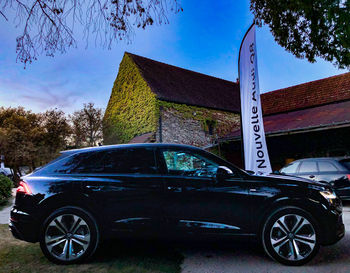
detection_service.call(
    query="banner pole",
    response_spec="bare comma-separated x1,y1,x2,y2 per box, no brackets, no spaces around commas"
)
238,22,255,170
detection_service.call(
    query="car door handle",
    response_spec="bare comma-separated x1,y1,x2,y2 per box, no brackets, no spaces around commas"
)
85,185,102,191
309,175,315,179
167,186,182,192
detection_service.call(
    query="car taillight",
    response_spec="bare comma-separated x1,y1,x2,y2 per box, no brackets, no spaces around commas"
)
17,181,32,195
347,174,350,181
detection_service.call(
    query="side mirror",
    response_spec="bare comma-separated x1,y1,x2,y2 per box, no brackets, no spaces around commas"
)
216,166,233,182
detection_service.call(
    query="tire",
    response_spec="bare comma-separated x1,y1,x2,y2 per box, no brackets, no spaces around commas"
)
39,206,99,264
261,206,320,266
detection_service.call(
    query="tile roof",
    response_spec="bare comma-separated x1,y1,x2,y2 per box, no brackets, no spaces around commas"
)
126,52,350,120
127,52,241,113
261,72,350,115
223,100,350,140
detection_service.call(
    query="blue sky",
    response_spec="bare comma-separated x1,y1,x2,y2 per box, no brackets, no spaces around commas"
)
0,0,346,114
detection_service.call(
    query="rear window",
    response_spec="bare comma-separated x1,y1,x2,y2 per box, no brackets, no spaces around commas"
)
298,161,317,173
36,153,84,174
340,160,350,171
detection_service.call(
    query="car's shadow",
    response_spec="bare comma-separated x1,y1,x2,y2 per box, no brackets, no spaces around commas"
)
91,230,350,271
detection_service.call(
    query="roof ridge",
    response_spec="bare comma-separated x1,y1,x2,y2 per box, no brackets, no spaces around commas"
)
126,52,239,86
263,72,350,95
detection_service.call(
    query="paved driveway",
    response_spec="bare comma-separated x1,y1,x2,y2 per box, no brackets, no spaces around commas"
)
181,204,350,273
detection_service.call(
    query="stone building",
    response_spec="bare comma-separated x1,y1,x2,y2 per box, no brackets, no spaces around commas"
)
103,52,350,170
103,52,241,147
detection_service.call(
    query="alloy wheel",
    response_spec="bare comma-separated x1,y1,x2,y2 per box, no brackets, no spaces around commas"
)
44,214,91,261
270,214,316,261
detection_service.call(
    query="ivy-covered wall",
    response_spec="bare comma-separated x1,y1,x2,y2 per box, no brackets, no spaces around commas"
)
103,53,241,147
103,54,158,144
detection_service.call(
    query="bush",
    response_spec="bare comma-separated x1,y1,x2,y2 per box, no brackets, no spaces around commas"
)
0,175,13,205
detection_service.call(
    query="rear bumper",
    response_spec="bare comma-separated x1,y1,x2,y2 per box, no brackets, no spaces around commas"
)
9,207,39,243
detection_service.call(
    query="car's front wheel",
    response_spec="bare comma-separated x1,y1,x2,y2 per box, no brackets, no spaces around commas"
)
262,206,319,266
40,206,99,264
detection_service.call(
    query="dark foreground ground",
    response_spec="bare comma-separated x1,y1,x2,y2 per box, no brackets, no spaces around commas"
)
182,202,350,273
1,203,350,273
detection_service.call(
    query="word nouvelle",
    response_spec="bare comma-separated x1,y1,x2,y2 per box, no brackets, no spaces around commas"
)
250,42,266,169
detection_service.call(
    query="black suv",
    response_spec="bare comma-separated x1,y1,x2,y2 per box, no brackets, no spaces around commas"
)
280,158,350,200
10,144,344,266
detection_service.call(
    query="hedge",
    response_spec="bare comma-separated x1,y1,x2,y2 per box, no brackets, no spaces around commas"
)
0,175,13,205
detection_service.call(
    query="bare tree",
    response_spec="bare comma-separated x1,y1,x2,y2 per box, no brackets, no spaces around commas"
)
1,0,181,66
70,103,104,147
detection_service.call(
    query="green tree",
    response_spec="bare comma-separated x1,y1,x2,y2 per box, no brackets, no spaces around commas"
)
70,103,104,147
251,0,350,69
38,109,71,165
0,107,70,183
0,107,42,182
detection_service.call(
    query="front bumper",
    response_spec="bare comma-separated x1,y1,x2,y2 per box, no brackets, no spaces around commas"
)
9,207,39,243
319,209,345,246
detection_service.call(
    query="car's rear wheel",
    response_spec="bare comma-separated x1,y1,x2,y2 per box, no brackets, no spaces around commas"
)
40,206,99,264
262,206,319,266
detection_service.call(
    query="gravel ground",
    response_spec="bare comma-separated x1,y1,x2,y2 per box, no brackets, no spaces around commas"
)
181,204,350,273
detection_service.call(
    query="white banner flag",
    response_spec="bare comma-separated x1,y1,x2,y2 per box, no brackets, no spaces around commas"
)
238,24,272,174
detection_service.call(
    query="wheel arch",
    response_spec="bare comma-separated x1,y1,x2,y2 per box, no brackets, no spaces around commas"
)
36,193,105,238
256,196,320,239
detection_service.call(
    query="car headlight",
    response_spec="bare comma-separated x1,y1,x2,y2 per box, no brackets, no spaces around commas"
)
320,190,337,205
320,190,337,200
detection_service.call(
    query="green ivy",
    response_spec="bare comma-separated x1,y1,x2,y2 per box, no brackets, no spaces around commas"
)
103,54,159,144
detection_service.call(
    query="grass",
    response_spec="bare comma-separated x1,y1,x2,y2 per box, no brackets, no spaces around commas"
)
0,225,183,273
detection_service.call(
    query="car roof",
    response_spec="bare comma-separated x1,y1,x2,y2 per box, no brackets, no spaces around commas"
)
60,143,203,155
292,157,350,162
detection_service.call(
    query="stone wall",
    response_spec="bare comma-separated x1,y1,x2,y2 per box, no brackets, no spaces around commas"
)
156,102,240,147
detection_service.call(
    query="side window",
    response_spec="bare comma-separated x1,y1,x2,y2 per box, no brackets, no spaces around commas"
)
162,150,219,178
280,162,299,174
73,151,106,173
318,161,338,172
298,161,318,173
111,148,157,174
73,148,157,174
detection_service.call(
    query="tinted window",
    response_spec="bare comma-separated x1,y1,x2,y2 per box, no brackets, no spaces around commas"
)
318,161,338,172
298,161,317,173
280,162,299,174
162,150,219,178
340,160,350,171
74,148,157,174
39,153,83,174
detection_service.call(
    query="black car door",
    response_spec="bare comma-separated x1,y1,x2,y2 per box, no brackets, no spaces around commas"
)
158,147,251,236
75,147,164,235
